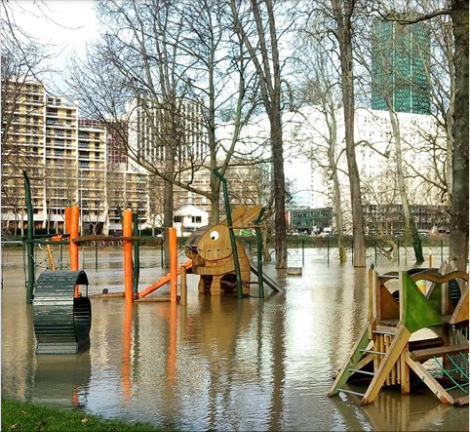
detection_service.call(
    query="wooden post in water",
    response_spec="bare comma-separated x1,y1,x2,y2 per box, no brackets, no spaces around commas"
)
123,209,134,304
180,265,187,306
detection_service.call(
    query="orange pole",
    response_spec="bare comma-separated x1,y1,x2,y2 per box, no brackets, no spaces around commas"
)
123,209,134,303
69,206,80,297
65,206,72,235
169,227,178,303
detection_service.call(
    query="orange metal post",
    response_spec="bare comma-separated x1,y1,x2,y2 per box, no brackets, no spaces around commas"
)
65,206,72,235
169,227,178,303
69,206,80,297
123,209,134,303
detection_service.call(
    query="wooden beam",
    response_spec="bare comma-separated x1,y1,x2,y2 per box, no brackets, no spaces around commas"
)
404,352,454,405
361,325,411,405
410,343,469,362
450,287,469,324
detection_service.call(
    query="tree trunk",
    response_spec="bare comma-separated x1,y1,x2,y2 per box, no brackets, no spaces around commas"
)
272,111,288,268
331,0,366,267
389,111,424,264
449,0,469,271
163,144,174,268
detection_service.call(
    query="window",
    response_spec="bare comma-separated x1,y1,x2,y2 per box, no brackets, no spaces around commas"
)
174,216,182,223
192,216,202,223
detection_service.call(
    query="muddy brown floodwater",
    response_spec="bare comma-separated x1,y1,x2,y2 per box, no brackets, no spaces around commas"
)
1,246,468,431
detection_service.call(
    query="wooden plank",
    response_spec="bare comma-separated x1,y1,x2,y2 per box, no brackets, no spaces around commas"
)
450,287,469,324
361,325,411,405
380,285,400,321
231,205,262,228
454,396,469,406
410,343,469,362
404,352,454,405
411,270,469,285
328,325,371,397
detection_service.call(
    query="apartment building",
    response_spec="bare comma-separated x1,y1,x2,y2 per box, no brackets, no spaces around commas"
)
126,97,207,174
1,79,148,235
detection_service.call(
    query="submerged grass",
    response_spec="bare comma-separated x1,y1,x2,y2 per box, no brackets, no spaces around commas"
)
1,398,165,432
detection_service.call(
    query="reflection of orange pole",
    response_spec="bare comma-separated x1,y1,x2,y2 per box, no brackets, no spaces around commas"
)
169,227,177,303
123,209,133,303
70,206,80,297
167,302,177,384
71,385,79,407
122,302,133,403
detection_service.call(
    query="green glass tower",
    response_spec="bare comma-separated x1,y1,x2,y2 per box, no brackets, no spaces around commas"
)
371,20,431,114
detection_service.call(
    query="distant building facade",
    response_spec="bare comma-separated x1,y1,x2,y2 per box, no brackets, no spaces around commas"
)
1,79,148,234
371,20,431,114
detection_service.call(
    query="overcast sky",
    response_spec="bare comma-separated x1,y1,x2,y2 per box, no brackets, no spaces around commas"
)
9,0,99,94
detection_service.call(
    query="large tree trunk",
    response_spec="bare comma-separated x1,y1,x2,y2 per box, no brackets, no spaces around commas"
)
331,0,366,267
389,112,424,264
449,0,469,271
272,111,288,268
163,144,174,268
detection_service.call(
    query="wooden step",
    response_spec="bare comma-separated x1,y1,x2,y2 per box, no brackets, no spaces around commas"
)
410,343,469,362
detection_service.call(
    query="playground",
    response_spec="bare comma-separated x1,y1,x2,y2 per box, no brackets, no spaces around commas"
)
1,243,468,431
1,172,468,431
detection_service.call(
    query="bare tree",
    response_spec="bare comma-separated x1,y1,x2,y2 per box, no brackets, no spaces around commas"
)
295,36,348,262
1,0,50,235
69,0,258,229
377,0,468,271
360,21,425,263
230,0,291,268
328,0,367,267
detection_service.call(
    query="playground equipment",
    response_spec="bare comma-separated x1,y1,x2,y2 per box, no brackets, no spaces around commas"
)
184,169,282,298
329,265,469,405
33,270,91,354
185,206,263,296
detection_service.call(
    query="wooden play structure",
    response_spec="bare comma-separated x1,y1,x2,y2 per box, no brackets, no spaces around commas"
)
184,169,282,299
185,205,262,296
329,265,469,406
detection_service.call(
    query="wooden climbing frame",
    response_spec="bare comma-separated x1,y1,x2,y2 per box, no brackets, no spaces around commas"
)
329,265,469,406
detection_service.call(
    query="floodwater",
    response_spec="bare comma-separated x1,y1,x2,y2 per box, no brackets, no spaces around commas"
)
1,245,468,431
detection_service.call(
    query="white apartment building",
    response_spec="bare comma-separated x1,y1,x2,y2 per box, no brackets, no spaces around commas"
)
222,105,446,224
1,79,149,235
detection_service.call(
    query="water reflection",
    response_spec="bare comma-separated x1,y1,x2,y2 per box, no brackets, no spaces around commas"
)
33,353,91,408
1,248,468,431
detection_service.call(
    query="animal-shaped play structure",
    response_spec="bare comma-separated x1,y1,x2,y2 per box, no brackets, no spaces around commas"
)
185,205,263,296
329,265,469,406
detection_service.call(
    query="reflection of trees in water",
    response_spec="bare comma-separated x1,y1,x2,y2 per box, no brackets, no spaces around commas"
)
1,302,36,402
32,350,92,408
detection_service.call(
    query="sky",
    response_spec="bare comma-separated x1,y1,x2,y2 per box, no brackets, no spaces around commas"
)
9,0,100,94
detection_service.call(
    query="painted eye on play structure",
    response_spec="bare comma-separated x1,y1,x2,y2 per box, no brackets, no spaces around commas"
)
210,231,219,241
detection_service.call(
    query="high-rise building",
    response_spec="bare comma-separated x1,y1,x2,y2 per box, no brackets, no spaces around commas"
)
1,79,148,234
371,20,431,114
126,97,207,174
